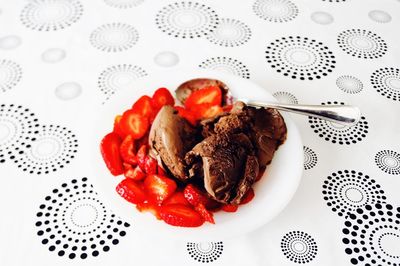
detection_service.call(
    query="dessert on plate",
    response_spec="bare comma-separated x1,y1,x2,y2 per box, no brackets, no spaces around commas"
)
100,83,287,227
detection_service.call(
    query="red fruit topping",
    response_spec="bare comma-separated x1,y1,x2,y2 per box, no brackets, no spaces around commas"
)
136,202,161,220
131,95,155,121
120,109,149,139
183,184,217,209
152,87,175,110
100,132,124,176
157,165,167,176
195,203,215,224
185,86,222,109
193,104,223,120
113,115,125,138
136,144,147,171
124,165,146,181
163,191,190,206
222,104,233,112
144,174,177,205
144,156,158,175
159,204,204,227
120,135,137,165
221,204,238,212
240,188,255,205
116,179,146,204
174,106,197,126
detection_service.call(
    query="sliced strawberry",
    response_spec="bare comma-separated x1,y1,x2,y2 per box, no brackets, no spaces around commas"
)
116,179,146,204
185,86,222,109
136,202,161,220
136,144,147,171
120,135,137,165
192,104,223,120
113,115,125,138
144,156,157,174
174,106,197,126
157,165,167,176
124,165,146,181
163,191,190,206
100,132,124,176
221,204,238,212
131,95,156,121
159,204,204,227
120,109,149,139
195,203,215,224
144,174,177,205
183,184,219,209
240,188,255,205
152,87,175,110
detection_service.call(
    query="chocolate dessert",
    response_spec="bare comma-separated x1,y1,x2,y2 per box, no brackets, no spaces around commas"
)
149,101,287,204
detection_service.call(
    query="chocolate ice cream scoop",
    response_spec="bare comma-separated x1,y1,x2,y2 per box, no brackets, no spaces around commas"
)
185,133,258,204
149,105,198,181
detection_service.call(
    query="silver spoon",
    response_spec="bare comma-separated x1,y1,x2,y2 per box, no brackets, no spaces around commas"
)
176,78,361,126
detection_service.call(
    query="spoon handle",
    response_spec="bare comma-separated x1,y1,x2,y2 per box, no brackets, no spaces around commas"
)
244,100,361,126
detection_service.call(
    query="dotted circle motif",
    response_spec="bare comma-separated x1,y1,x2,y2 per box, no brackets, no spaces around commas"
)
375,150,400,175
0,59,22,93
303,146,317,170
199,57,250,79
187,242,223,263
308,101,368,145
337,29,388,59
322,170,387,217
253,0,298,23
90,23,139,52
342,203,400,266
0,104,40,155
281,231,318,264
273,91,298,104
155,2,219,39
370,67,400,102
265,36,336,80
104,0,144,8
20,0,83,31
98,64,147,98
322,0,346,2
206,18,251,47
336,75,363,94
9,124,78,174
35,177,130,259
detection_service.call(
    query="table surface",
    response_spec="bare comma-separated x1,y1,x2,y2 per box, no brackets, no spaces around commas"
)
1,0,400,265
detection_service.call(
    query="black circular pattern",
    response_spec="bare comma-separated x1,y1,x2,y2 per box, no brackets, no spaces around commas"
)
370,68,400,101
155,2,219,39
337,29,388,59
0,59,22,93
186,242,223,263
20,0,83,31
308,101,368,145
343,203,400,265
199,57,250,79
104,0,144,8
253,0,298,23
322,170,387,217
205,18,251,47
273,91,298,104
9,124,78,174
336,75,363,94
35,177,130,259
281,231,318,264
265,36,336,80
375,150,400,175
322,0,346,2
303,146,317,170
90,23,139,52
98,64,147,98
0,104,40,155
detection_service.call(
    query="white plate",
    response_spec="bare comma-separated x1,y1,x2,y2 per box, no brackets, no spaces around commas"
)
91,69,303,241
